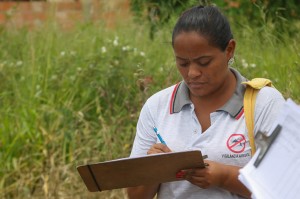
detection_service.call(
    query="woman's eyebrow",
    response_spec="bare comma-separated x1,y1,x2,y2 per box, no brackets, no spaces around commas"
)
175,56,189,61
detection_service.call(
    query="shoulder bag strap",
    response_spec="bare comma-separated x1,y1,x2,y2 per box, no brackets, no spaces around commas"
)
242,78,273,156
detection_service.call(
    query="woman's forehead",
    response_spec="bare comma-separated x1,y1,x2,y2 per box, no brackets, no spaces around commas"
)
173,32,222,58
173,31,208,42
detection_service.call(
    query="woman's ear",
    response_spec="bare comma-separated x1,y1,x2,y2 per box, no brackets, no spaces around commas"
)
226,39,236,59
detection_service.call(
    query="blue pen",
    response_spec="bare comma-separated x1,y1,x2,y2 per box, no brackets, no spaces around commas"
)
153,127,167,145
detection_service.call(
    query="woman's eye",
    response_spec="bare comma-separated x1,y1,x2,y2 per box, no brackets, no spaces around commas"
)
198,61,210,66
179,62,189,67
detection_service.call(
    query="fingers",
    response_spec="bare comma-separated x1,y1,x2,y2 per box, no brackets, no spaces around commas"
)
147,143,172,155
175,168,198,180
187,175,210,189
175,167,211,189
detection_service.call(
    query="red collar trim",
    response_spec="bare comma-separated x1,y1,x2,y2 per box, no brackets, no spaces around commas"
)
169,82,181,114
235,107,244,120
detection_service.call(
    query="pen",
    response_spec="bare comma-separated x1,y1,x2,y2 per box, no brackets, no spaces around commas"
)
153,126,167,145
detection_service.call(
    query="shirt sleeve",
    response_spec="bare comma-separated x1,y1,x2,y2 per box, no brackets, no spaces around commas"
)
254,86,285,136
130,100,157,157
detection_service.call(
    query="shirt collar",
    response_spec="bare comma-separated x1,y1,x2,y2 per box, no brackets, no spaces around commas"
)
169,68,247,119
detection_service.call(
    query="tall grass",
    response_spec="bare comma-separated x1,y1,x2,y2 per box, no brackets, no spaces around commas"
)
0,18,177,198
229,9,300,100
0,10,299,199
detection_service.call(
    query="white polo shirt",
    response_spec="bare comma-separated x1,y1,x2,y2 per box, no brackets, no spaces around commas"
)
130,68,285,199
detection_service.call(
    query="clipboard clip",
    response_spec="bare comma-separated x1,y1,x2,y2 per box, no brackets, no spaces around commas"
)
253,124,282,168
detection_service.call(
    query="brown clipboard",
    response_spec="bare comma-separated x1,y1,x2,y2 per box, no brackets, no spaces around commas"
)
77,150,206,192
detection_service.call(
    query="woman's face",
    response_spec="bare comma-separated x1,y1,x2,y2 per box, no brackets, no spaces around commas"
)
173,31,235,98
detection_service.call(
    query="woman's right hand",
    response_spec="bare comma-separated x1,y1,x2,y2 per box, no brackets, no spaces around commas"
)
147,143,172,155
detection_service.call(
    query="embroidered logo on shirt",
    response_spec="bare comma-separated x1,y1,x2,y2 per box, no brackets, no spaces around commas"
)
226,133,246,153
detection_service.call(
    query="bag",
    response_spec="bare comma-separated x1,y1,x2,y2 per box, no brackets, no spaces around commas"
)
242,78,274,156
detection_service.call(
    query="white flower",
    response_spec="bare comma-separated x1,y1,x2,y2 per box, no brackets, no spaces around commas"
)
113,37,119,46
122,46,129,51
60,51,66,56
250,63,256,68
114,60,119,65
140,52,145,57
16,61,23,66
70,76,76,81
77,67,82,72
101,46,107,53
242,63,249,68
122,45,131,51
77,111,84,119
241,59,248,68
51,75,57,80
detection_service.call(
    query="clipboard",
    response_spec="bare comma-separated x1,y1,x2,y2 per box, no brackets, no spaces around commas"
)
77,150,206,192
253,124,282,167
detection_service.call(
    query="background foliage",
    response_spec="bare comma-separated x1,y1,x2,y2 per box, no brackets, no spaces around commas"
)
130,0,300,38
0,0,300,198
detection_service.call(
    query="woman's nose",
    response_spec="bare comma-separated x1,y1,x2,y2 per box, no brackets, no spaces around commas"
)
188,63,202,78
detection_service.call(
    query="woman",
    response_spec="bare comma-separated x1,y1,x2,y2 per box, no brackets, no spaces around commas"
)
127,5,284,199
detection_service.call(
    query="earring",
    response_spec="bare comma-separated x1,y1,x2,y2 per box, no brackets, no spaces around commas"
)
228,57,234,67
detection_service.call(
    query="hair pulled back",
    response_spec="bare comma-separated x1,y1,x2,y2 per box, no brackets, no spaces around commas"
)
172,5,233,51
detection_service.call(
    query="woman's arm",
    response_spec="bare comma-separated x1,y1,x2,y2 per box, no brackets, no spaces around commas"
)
219,163,251,198
183,160,251,198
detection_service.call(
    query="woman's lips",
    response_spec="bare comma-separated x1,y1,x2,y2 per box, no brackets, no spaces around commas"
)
188,82,207,89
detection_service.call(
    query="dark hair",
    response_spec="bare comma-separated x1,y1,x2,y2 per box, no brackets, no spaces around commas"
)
172,5,233,51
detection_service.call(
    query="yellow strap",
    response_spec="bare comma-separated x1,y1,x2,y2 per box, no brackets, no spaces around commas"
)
242,78,273,156
242,78,273,89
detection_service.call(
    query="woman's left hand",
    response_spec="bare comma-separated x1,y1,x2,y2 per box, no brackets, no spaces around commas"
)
176,160,251,198
180,160,225,189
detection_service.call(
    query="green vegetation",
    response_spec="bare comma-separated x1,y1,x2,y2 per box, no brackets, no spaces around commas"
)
130,0,300,39
0,2,299,198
